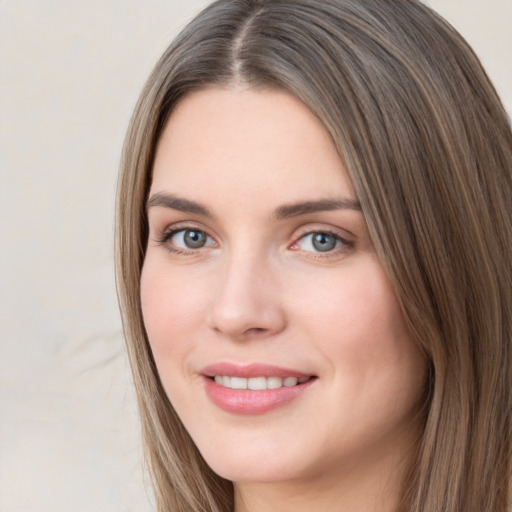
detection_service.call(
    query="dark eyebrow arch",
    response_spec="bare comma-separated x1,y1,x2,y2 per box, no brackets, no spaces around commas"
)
146,192,212,217
274,198,361,219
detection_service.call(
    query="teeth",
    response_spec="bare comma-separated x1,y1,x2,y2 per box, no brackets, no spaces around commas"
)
231,377,248,390
267,376,283,389
212,375,311,390
248,377,267,390
283,377,298,387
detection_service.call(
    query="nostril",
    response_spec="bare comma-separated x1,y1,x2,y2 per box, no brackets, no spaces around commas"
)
246,327,266,334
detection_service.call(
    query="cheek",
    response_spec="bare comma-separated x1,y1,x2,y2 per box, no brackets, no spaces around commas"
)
140,262,204,365
295,260,426,403
296,261,409,354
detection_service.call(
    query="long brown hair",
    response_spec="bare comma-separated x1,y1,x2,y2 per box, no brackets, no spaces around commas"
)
115,1,512,510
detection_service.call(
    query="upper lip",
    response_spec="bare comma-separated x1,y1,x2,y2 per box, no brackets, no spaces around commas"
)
201,362,314,379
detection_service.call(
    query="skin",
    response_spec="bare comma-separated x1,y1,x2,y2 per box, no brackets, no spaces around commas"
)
141,87,427,512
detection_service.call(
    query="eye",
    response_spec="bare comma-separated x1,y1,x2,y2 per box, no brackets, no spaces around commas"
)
169,229,216,250
294,231,347,253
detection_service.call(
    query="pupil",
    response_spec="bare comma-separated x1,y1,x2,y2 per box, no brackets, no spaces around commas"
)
184,230,206,249
312,233,336,252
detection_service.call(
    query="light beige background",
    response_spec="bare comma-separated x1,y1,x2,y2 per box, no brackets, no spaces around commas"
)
0,1,510,511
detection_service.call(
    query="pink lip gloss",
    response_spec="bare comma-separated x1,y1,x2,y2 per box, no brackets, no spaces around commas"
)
201,363,316,415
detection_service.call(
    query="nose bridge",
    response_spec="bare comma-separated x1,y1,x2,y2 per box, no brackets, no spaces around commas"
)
207,242,285,338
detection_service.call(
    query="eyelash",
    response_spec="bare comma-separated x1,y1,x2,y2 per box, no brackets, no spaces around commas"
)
154,226,216,256
291,230,354,258
154,226,354,258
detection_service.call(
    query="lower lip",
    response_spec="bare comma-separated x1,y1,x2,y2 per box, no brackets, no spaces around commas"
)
203,377,315,415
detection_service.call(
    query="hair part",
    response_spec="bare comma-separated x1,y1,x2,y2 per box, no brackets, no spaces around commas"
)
116,1,512,510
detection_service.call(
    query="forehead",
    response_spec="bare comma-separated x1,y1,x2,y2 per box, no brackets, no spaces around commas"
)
150,87,356,209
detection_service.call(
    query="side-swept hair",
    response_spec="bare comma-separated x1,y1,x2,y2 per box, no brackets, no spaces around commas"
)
116,1,512,510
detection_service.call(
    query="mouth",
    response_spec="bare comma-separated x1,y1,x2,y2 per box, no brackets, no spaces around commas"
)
209,375,313,390
201,363,317,414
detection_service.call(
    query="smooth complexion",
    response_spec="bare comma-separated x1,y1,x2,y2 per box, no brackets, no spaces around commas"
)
141,87,427,512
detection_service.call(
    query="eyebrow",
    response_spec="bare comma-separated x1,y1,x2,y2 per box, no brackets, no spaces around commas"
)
146,192,361,219
147,193,212,217
274,198,362,219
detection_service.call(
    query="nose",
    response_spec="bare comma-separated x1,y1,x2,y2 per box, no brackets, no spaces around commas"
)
206,251,287,339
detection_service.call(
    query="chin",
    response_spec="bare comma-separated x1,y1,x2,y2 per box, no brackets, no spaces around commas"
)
196,435,310,484
207,457,300,484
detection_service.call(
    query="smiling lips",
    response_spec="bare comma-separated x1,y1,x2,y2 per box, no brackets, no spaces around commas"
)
201,363,316,414
214,375,311,390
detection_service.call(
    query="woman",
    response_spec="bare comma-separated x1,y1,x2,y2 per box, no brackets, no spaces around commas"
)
115,0,512,511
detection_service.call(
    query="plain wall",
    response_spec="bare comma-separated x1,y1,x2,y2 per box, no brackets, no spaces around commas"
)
1,1,510,511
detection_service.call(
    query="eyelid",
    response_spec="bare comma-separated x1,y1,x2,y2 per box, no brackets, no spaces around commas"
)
289,226,355,256
154,222,218,254
172,229,216,248
154,219,211,240
152,221,355,257
291,222,354,243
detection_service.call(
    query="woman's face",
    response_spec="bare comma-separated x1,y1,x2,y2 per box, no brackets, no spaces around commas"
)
141,87,427,486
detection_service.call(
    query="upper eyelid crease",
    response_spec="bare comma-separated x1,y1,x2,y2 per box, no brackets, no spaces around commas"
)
296,231,354,246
